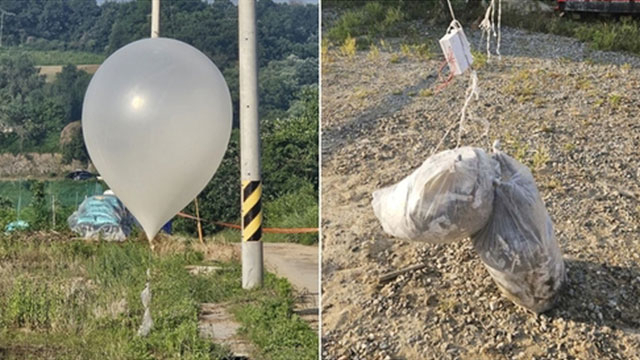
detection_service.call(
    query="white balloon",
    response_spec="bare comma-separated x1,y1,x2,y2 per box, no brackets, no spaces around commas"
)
82,38,232,240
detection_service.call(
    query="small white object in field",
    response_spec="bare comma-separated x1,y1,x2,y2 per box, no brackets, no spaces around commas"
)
137,280,153,336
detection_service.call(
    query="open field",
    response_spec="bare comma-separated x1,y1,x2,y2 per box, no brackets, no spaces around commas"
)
321,24,640,360
0,232,317,360
36,64,100,82
0,47,105,66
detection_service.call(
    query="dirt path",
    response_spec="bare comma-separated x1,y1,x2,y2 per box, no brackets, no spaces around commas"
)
225,242,319,330
198,302,252,359
263,242,319,330
192,241,319,357
263,242,319,294
322,25,640,360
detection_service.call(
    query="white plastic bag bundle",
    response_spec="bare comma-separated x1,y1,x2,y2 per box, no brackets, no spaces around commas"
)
372,147,497,243
472,151,565,313
137,280,153,336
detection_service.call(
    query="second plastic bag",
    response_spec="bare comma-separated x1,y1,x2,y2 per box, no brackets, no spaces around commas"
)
372,147,497,244
472,151,566,314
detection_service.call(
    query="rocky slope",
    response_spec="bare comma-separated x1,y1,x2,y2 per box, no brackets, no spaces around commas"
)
321,25,640,360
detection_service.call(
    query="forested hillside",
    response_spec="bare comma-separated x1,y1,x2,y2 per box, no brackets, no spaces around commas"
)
0,0,318,239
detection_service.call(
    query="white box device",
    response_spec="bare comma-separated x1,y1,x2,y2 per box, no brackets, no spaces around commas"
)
439,23,473,76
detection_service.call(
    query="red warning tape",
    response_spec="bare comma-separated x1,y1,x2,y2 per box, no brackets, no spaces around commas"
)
176,212,318,234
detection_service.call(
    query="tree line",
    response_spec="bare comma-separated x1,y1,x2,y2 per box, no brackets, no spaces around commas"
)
0,0,318,240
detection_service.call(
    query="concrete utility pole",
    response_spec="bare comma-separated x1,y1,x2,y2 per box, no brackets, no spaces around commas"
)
239,0,263,289
151,0,160,38
0,8,16,48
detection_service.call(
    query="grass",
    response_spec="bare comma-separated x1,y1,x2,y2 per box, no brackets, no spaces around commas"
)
233,277,316,360
608,93,623,108
419,89,433,97
326,2,407,46
503,135,553,173
0,233,317,359
532,146,551,171
339,35,356,58
263,184,318,245
177,184,318,245
472,50,488,69
400,43,433,60
0,47,104,66
505,69,537,104
576,77,593,91
324,1,471,47
563,142,576,152
367,44,380,60
503,135,530,164
321,39,333,66
503,12,640,56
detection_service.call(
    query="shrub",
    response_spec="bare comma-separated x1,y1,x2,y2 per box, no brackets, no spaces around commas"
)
264,182,318,245
339,35,357,58
4,278,59,329
175,88,318,242
503,12,640,56
325,0,478,45
61,124,90,165
26,180,49,230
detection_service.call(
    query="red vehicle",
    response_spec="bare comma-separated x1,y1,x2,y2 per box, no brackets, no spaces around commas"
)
558,0,640,13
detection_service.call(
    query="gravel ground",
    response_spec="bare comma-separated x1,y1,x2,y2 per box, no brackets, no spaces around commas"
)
321,25,640,360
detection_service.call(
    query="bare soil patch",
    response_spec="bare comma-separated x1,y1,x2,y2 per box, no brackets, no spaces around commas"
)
321,26,640,360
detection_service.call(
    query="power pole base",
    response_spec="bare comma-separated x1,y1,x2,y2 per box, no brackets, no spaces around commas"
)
242,240,263,289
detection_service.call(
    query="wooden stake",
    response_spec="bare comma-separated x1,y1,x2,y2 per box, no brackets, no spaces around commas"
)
378,263,429,284
194,197,204,245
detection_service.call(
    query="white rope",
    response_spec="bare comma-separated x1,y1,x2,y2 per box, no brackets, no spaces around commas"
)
445,0,457,21
457,70,479,147
497,0,502,60
434,0,494,152
479,0,503,61
137,267,153,336
459,70,490,148
479,0,494,60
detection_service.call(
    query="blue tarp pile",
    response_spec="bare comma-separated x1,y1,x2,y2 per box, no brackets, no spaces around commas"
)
4,220,29,234
68,195,133,241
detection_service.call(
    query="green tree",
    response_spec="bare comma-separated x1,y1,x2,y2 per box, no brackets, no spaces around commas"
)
26,180,48,230
259,55,318,116
61,126,89,165
0,54,44,101
48,64,92,122
174,129,240,235
36,0,71,40
262,86,318,201
0,53,71,152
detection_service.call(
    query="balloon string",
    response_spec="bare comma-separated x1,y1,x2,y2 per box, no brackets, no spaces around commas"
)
138,241,153,336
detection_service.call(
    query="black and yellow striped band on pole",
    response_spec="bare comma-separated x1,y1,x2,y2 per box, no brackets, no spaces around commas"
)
242,180,262,242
